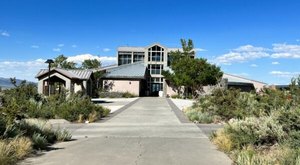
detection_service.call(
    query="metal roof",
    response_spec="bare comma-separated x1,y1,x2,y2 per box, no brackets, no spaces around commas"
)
103,62,147,79
118,47,145,52
36,68,93,80
223,73,267,85
117,43,181,52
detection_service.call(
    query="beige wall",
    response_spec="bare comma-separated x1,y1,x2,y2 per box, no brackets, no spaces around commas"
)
165,82,177,97
252,82,266,92
104,80,140,96
73,81,82,94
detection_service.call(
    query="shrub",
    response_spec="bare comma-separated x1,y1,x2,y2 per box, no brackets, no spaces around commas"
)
102,107,111,117
277,147,300,165
225,116,285,149
31,133,48,150
0,115,7,136
184,107,213,123
171,94,181,99
99,91,136,98
2,124,22,139
55,129,72,142
19,120,57,144
41,93,108,122
235,149,274,165
122,91,136,98
276,108,300,149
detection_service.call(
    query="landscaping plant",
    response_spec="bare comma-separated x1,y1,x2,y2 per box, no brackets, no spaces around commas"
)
186,76,300,164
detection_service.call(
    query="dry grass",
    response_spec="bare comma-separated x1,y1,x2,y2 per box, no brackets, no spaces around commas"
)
0,140,16,165
77,114,84,123
88,111,99,123
9,137,32,159
0,137,32,165
212,129,233,153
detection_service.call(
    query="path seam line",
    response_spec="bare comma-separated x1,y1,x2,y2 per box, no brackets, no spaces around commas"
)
166,98,191,123
98,97,141,123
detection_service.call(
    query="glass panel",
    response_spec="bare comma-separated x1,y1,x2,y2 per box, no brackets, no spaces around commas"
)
151,52,161,61
118,53,132,65
148,52,151,61
150,64,162,74
133,52,145,62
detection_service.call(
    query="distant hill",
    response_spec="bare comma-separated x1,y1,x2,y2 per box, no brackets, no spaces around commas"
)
0,77,36,89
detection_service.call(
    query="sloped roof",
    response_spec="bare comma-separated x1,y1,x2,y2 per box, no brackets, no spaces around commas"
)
118,47,145,52
223,73,267,85
96,64,118,71
36,68,93,80
103,62,147,79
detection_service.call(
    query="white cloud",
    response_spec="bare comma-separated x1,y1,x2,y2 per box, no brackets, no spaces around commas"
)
58,44,64,47
271,43,300,58
31,45,39,49
0,54,117,82
71,44,77,48
67,54,116,66
1,31,10,37
0,59,47,82
194,48,207,52
250,64,258,67
103,48,111,52
53,48,61,52
270,71,300,78
214,45,269,65
271,61,280,65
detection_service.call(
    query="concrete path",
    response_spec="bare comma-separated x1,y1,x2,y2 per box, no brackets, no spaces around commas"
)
92,98,139,113
21,97,231,165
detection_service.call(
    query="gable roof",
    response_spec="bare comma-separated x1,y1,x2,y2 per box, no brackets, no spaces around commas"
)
36,68,93,80
103,62,147,79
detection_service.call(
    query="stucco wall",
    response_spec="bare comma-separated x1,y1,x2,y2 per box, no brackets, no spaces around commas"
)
104,80,140,96
165,83,177,97
252,82,266,92
73,81,82,94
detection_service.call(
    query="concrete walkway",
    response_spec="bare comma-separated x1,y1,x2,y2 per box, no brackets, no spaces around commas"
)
21,97,231,165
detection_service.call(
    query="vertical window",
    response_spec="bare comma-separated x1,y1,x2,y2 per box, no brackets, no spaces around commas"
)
148,45,164,62
149,64,163,75
167,53,172,66
118,51,132,65
133,52,144,62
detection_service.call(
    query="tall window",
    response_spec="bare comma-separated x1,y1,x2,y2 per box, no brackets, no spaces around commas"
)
167,53,172,66
148,64,163,75
118,51,132,65
133,52,144,62
148,45,164,62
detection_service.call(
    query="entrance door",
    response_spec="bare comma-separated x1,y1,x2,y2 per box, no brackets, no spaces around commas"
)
151,83,161,96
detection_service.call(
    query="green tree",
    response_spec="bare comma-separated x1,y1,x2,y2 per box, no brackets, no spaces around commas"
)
81,59,101,69
81,59,103,96
52,55,76,69
163,39,223,98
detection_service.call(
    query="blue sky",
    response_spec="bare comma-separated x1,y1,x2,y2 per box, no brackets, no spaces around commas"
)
1,0,300,84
